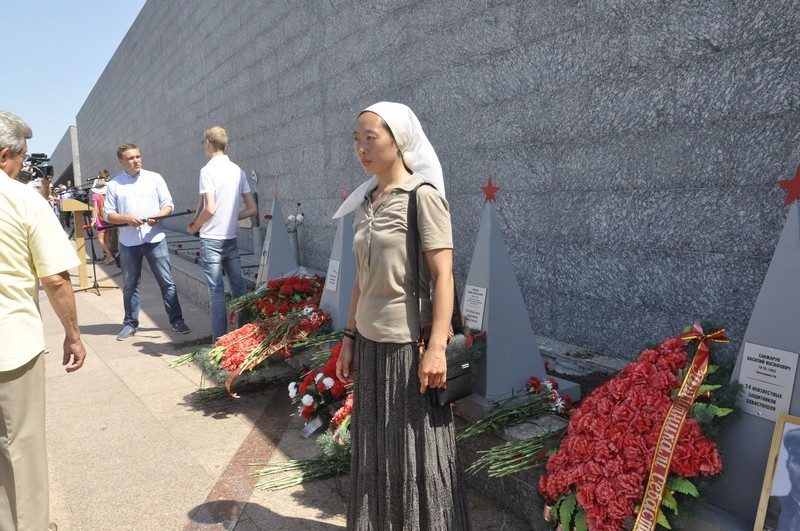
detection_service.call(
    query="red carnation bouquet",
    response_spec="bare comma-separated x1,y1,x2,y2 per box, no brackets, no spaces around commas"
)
210,303,331,396
538,330,739,531
228,274,323,320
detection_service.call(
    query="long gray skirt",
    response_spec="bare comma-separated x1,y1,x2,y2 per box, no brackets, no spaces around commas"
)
347,336,471,530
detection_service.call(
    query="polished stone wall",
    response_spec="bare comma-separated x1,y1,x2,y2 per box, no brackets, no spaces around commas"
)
50,126,81,186
76,0,800,358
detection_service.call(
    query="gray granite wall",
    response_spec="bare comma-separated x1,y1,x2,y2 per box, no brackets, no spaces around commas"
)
50,126,81,186
76,0,799,359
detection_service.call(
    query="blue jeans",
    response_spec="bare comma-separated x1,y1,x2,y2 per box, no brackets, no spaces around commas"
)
201,238,247,341
119,239,183,328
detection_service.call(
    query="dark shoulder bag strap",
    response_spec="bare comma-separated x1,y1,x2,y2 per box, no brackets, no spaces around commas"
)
407,183,462,342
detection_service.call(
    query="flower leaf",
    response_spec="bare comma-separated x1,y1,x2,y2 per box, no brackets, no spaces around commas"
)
574,509,588,531
656,509,673,529
661,490,678,514
692,402,734,422
690,403,716,423
667,476,699,497
558,493,577,529
697,384,721,394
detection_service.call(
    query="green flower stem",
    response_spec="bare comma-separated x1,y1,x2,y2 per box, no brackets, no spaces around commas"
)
467,429,564,478
168,352,195,368
248,454,350,490
457,390,555,441
294,331,343,350
190,372,295,403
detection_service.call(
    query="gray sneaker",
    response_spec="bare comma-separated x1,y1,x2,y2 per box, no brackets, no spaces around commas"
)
116,325,136,341
172,320,190,334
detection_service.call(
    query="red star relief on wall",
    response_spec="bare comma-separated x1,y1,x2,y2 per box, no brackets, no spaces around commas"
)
481,176,500,203
777,164,800,207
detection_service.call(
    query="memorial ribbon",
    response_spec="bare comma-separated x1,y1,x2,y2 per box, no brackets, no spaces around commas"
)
633,322,729,530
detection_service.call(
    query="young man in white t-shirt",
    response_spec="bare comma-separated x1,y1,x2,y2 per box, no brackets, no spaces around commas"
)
187,126,257,341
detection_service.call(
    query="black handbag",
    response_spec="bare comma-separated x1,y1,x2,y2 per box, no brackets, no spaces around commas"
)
408,184,473,407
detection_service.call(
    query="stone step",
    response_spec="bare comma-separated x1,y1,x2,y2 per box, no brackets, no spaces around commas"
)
150,230,261,308
159,230,325,309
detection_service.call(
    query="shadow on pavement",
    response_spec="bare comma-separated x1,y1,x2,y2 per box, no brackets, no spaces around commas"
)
187,499,344,530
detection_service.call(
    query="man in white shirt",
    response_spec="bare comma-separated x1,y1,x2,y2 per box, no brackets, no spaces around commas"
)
187,126,257,341
0,110,87,531
105,144,190,340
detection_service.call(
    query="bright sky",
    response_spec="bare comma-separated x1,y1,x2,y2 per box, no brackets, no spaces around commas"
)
2,1,146,157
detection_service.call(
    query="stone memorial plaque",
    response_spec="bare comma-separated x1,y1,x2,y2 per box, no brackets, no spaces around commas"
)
739,343,799,422
462,285,487,330
325,259,340,292
256,240,271,284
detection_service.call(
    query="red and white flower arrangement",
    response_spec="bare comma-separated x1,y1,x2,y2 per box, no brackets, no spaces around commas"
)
289,341,349,422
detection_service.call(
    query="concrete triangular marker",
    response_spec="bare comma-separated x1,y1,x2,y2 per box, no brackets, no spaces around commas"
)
320,212,356,330
256,197,298,284
711,202,800,527
456,201,579,420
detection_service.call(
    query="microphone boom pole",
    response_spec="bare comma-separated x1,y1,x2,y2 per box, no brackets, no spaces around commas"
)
97,209,196,231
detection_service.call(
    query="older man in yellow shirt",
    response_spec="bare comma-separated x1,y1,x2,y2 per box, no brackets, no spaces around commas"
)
0,110,87,531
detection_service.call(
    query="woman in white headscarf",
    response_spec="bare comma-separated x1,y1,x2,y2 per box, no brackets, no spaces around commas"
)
335,102,470,530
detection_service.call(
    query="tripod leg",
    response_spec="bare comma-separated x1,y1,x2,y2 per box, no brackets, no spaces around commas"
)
88,230,98,261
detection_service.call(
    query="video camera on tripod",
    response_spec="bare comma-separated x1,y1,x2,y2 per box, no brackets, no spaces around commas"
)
72,183,92,204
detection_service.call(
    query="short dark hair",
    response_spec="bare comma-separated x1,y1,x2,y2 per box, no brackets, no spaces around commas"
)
117,143,140,159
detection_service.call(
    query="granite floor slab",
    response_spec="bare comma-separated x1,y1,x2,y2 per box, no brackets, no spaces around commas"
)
40,248,531,530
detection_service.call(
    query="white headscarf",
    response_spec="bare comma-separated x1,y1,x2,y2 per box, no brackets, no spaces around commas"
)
332,101,444,219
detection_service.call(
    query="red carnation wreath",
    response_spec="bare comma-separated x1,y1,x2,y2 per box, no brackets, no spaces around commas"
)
538,328,739,530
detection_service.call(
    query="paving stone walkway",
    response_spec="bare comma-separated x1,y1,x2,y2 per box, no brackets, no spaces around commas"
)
43,253,529,530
